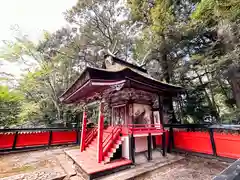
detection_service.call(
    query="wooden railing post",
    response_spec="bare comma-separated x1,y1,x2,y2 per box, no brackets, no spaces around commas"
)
147,133,152,161
209,128,217,156
130,134,135,164
162,131,166,156
152,136,157,149
12,131,18,150
80,111,87,152
48,130,52,147
167,127,174,153
76,128,80,145
97,102,104,163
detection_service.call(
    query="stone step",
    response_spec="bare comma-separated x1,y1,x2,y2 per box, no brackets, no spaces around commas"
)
69,175,85,180
57,155,77,178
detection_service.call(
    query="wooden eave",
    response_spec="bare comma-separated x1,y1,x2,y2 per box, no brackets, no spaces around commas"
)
59,67,184,104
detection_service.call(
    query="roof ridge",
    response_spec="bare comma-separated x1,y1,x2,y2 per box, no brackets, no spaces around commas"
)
86,66,183,89
104,54,147,73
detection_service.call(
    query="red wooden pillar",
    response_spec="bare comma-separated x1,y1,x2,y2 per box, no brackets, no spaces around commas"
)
97,102,104,163
80,111,87,152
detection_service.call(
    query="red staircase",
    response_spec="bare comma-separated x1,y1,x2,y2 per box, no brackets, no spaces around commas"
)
85,127,98,148
83,126,122,164
102,126,122,163
84,136,98,158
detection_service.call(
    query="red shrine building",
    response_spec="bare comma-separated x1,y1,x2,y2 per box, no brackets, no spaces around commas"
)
60,54,183,179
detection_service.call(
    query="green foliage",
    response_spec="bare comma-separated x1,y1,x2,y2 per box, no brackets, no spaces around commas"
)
183,88,213,123
128,0,240,124
150,0,174,33
127,0,150,22
191,0,240,23
128,0,174,33
0,86,23,127
0,0,239,127
18,102,41,123
191,0,216,23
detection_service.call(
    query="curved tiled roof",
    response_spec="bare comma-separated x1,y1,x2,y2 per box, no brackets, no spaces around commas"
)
59,66,184,103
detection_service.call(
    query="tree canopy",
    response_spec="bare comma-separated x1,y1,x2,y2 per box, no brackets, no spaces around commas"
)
0,0,239,127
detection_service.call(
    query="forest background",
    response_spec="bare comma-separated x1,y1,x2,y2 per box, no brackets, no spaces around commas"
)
0,0,239,128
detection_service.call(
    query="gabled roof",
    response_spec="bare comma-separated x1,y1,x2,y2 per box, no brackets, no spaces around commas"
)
104,54,147,73
59,66,184,104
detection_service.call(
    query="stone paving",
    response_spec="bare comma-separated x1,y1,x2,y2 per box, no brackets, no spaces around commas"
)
0,168,66,180
0,146,230,180
99,152,184,180
133,155,229,180
0,146,79,180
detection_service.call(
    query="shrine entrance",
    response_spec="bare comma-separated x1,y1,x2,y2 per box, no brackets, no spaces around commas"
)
112,105,126,126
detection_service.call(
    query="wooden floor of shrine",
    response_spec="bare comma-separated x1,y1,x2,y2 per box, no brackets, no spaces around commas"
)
65,149,132,178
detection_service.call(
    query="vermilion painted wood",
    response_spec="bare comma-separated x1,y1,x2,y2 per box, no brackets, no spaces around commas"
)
16,132,49,147
51,131,77,144
156,130,169,146
128,124,163,133
85,127,98,146
66,149,132,174
214,132,240,159
173,131,213,155
97,113,104,163
80,111,87,152
124,124,164,136
102,127,121,158
0,133,15,149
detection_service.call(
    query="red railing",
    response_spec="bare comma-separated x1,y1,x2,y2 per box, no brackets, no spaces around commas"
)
173,130,213,155
0,128,80,152
127,124,164,134
96,122,164,163
164,124,240,160
97,113,104,163
102,126,122,161
85,126,98,147
80,112,87,152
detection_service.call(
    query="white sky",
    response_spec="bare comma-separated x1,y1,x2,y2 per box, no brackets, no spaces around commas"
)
0,0,77,42
0,0,77,77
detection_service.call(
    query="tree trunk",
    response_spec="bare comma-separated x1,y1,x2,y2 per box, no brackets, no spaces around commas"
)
231,76,240,108
205,70,220,122
160,35,177,124
217,78,235,108
195,70,220,121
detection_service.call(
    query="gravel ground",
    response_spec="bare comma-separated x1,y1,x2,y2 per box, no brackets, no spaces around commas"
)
0,147,230,180
0,168,66,180
0,146,77,179
133,155,229,180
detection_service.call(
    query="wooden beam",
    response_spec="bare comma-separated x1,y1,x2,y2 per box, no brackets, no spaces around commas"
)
151,109,157,149
80,111,87,152
147,133,152,161
152,136,157,149
12,131,18,150
209,128,217,156
48,130,52,147
130,134,135,164
167,127,174,153
162,132,166,156
86,100,100,107
97,102,104,163
158,95,165,129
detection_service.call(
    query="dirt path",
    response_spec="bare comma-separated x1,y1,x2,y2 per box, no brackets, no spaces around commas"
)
134,156,229,180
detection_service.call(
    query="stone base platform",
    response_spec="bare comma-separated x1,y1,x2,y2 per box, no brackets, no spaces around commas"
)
65,149,132,180
98,150,184,180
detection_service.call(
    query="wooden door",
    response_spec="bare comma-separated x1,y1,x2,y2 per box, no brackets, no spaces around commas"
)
112,105,126,126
